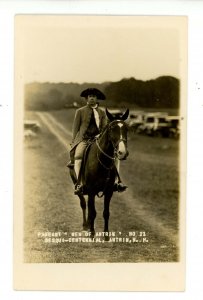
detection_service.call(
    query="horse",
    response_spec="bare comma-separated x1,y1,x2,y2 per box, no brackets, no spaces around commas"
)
69,108,129,239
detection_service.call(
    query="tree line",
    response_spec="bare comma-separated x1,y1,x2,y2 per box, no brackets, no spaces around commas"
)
24,76,179,111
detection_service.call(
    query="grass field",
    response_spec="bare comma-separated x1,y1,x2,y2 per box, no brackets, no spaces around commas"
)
23,108,180,263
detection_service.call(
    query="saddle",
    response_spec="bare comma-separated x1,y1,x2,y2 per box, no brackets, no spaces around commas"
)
72,138,126,195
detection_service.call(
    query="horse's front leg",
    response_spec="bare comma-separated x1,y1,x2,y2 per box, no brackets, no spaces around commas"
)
78,195,87,230
87,194,96,239
103,192,112,241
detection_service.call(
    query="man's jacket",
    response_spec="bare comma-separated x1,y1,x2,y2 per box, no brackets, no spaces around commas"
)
70,104,107,150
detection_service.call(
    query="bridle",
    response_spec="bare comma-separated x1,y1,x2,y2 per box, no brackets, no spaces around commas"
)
96,120,128,169
96,139,115,160
108,120,128,149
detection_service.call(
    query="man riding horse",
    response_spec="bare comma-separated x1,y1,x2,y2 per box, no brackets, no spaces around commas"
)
67,87,127,195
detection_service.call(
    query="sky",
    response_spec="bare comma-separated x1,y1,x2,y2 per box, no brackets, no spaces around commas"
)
16,15,187,84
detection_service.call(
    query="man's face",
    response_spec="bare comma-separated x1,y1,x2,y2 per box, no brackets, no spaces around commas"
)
87,94,97,106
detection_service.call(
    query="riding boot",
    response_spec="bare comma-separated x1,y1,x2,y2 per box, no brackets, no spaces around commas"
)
74,159,83,195
114,159,128,192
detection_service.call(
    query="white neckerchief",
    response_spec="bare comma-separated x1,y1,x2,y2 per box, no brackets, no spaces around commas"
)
91,104,100,129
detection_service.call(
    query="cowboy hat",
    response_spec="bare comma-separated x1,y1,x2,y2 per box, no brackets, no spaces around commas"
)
80,88,106,100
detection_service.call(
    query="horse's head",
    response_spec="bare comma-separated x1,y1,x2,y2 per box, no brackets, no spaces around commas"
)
106,108,129,160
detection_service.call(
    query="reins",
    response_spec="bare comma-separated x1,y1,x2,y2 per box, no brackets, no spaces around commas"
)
95,120,127,167
94,119,128,197
95,139,115,161
96,151,115,170
95,124,116,197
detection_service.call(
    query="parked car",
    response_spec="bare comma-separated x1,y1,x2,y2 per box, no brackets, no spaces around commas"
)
137,113,170,137
24,120,41,132
128,111,145,131
166,116,181,138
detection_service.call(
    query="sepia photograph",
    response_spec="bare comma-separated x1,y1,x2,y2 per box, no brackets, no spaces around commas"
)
14,15,187,291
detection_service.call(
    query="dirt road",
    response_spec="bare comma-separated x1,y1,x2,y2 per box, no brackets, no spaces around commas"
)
24,110,179,263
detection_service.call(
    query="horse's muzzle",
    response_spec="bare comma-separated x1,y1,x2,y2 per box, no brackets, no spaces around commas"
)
117,149,129,160
115,141,129,160
122,149,129,160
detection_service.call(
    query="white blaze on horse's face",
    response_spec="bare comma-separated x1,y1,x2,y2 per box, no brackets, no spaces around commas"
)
116,122,128,160
117,140,126,159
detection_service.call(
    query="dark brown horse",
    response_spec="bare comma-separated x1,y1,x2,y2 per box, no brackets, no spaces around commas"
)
69,108,129,239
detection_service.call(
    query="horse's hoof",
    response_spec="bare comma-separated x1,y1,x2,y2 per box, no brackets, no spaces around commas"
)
90,231,95,240
104,235,110,242
83,224,88,231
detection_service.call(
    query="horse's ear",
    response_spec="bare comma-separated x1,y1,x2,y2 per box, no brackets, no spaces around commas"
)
106,108,115,122
121,109,129,121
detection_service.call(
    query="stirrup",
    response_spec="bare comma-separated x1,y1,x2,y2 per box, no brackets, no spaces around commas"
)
113,182,128,192
67,161,74,169
74,184,83,195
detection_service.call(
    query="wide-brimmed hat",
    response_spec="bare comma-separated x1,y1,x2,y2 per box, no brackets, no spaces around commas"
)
80,88,106,100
